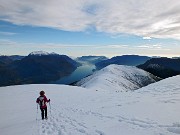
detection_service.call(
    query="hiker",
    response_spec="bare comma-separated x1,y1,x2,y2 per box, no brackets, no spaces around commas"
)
36,91,50,120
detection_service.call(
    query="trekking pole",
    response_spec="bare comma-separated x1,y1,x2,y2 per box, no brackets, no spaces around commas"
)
36,103,38,120
49,101,51,115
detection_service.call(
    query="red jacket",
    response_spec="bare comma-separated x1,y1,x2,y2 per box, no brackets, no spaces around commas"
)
36,95,49,108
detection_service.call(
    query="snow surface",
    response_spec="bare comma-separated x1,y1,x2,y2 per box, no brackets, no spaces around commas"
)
76,64,158,91
0,75,180,135
29,51,58,56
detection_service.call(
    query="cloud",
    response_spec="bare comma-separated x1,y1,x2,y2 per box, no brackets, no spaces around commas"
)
143,37,152,40
0,40,97,48
95,44,129,49
0,40,179,57
136,44,170,50
37,44,98,49
0,0,180,39
0,31,17,35
0,39,19,46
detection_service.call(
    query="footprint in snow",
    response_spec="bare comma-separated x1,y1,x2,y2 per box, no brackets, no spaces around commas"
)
95,130,105,135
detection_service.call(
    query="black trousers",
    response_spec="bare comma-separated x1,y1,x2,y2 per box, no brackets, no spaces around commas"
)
40,107,47,119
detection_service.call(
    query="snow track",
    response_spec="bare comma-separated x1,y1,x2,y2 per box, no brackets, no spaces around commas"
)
34,105,180,135
36,105,107,135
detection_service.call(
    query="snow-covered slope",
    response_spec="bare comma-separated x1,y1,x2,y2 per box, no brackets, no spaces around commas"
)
0,75,180,135
76,64,159,91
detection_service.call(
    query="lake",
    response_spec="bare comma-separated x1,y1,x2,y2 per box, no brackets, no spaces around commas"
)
51,63,96,85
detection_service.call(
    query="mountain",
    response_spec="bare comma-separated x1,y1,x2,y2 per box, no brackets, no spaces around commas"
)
76,64,160,91
0,51,80,86
9,55,25,61
138,57,180,78
0,75,180,135
95,55,151,69
0,55,25,64
76,56,108,64
0,56,14,64
28,51,80,67
172,57,180,59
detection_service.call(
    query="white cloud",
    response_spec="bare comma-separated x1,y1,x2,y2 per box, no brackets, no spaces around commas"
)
0,0,180,39
0,39,19,46
136,44,171,50
143,37,152,40
0,31,17,35
96,45,129,49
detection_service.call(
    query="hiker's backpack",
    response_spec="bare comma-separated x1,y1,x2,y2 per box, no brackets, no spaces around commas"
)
38,96,45,108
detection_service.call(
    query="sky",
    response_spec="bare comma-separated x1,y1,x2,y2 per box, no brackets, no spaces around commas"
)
0,0,180,58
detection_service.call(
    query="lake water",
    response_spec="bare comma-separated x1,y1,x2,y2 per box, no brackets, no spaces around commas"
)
51,63,96,85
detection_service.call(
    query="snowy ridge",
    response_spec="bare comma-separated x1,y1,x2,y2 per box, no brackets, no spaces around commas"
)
29,51,58,56
76,64,158,91
0,76,180,135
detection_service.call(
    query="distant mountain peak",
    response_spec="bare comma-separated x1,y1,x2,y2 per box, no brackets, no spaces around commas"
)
29,51,59,56
95,55,151,70
76,55,108,64
29,51,49,56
